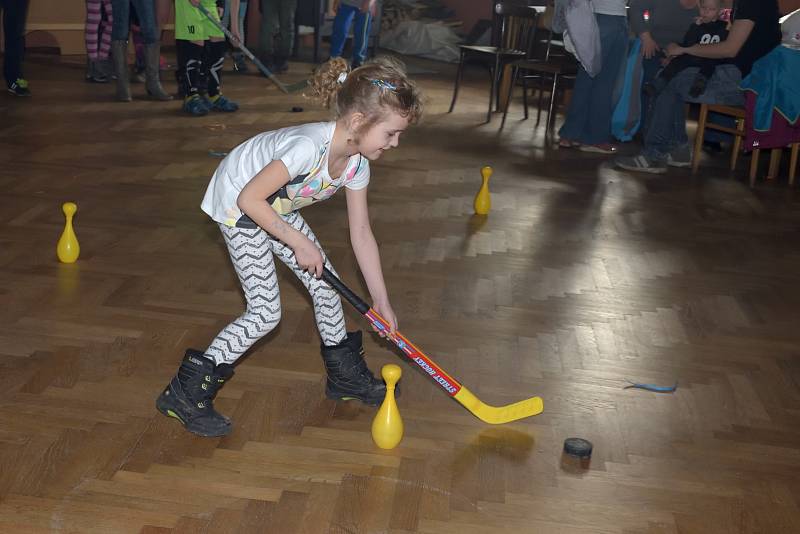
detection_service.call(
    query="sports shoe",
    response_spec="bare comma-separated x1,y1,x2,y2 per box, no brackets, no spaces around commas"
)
232,52,249,73
321,331,391,406
7,78,31,97
183,94,209,116
615,154,668,174
666,145,692,168
156,349,234,437
208,94,239,112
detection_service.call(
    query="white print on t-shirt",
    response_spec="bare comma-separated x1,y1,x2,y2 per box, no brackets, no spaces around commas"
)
700,33,722,44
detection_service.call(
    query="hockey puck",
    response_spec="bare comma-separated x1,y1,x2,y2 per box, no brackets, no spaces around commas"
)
563,437,593,458
291,106,304,113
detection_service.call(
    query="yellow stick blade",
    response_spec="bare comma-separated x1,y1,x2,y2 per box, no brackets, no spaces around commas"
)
454,387,544,424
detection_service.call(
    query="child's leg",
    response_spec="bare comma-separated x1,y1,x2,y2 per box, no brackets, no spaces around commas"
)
329,4,357,59
176,39,207,113
85,0,102,61
350,10,372,67
204,38,238,111
99,0,113,61
205,225,282,364
270,212,387,406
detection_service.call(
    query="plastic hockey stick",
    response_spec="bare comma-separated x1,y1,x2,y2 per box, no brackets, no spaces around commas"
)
197,4,308,94
321,268,544,424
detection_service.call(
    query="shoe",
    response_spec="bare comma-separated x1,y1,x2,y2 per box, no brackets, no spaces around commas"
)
558,138,580,149
702,141,723,155
232,52,249,73
666,145,692,168
86,60,109,83
321,331,391,407
131,67,146,84
183,94,209,116
579,143,618,154
7,78,31,97
112,40,132,102
207,94,239,112
615,154,668,174
156,349,234,437
144,43,173,101
688,75,708,98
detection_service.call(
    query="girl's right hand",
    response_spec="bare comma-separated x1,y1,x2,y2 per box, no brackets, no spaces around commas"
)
294,236,324,278
640,34,660,59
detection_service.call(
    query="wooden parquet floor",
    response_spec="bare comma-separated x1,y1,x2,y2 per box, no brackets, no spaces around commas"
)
2,53,800,534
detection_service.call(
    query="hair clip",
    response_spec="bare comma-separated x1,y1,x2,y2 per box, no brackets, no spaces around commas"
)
337,72,348,84
370,79,397,92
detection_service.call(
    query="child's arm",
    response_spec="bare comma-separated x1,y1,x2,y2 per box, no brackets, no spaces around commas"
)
230,0,241,43
237,161,325,276
345,186,397,333
666,18,754,59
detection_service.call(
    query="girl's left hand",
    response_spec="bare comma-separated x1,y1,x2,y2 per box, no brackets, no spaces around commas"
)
665,43,686,57
372,300,398,338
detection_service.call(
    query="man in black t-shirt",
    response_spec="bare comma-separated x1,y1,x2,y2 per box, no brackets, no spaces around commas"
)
648,0,730,98
616,0,782,174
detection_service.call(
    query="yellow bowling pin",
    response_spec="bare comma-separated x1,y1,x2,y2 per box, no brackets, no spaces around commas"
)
371,364,403,449
473,166,492,215
57,202,80,263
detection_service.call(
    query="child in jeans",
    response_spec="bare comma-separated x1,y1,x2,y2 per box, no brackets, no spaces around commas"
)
647,0,729,98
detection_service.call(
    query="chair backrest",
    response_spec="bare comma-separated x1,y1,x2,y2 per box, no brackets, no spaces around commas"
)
491,3,539,53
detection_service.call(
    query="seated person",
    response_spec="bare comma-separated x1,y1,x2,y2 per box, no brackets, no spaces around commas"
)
647,0,730,98
616,0,782,174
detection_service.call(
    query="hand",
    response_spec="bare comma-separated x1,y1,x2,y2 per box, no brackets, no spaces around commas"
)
360,0,376,15
372,300,397,337
218,7,224,18
293,236,324,278
230,27,242,45
665,43,686,57
640,34,660,59
190,0,200,7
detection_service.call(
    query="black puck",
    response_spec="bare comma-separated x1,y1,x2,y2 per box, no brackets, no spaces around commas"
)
563,437,593,458
291,106,303,113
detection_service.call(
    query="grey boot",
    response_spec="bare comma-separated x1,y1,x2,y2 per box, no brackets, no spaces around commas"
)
111,40,131,102
144,43,172,101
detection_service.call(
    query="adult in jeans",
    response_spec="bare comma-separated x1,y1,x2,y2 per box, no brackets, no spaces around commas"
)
629,0,700,133
557,0,628,154
616,0,781,174
1,0,30,96
110,0,171,101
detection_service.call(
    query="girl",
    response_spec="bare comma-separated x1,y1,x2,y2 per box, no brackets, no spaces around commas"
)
156,57,423,437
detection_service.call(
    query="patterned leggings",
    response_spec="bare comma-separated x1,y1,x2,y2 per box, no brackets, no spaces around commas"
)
85,0,113,61
206,212,347,365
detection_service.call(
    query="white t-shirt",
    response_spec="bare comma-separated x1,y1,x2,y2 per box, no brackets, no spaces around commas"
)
201,121,370,227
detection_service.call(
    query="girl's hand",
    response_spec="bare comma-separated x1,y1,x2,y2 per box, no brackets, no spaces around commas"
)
640,33,660,59
372,300,397,337
294,236,324,278
665,43,686,57
190,0,200,7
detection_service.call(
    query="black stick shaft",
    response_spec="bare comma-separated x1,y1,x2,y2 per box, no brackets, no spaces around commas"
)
321,268,370,314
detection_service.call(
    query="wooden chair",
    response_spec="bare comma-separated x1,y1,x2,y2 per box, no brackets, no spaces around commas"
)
499,26,578,133
692,103,799,187
448,3,539,123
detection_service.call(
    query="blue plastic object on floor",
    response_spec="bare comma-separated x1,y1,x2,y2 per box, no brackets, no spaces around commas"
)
624,379,678,393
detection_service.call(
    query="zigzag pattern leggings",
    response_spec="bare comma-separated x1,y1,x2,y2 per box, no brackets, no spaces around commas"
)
206,212,347,364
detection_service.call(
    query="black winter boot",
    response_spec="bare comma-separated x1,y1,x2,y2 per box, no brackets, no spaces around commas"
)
156,349,234,437
321,331,391,407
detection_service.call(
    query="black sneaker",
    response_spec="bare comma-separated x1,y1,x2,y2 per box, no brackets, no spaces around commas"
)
232,52,249,73
7,78,31,97
156,349,234,437
321,331,392,406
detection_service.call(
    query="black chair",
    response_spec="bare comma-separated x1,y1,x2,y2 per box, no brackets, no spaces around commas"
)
500,25,578,134
448,2,539,123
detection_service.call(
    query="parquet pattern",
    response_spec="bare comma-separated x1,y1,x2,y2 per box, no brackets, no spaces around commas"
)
1,54,800,533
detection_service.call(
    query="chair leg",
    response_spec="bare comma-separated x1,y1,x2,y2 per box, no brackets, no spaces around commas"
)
448,51,465,114
767,148,781,180
790,143,799,186
731,117,745,171
500,66,518,130
522,76,529,120
749,148,760,186
487,55,501,123
536,76,545,126
546,73,559,134
691,103,709,175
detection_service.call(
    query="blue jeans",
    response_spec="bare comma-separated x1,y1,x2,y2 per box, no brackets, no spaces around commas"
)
329,4,371,66
222,0,248,40
643,64,743,161
640,52,665,134
111,0,157,43
559,14,628,145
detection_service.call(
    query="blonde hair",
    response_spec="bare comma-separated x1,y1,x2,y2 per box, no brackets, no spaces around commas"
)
306,56,423,138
